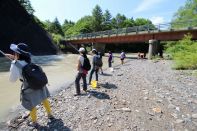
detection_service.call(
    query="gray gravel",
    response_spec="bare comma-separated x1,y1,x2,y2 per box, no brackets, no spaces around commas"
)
1,59,197,131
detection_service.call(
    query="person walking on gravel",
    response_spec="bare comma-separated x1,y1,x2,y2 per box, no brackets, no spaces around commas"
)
108,51,113,67
120,50,126,65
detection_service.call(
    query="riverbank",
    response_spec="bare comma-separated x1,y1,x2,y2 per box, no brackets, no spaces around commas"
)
1,59,197,130
0,53,122,124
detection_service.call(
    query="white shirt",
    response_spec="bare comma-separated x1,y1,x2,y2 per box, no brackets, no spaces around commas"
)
78,55,84,73
9,60,27,82
120,52,125,59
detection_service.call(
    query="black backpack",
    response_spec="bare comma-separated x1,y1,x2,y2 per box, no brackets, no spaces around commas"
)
82,56,91,71
16,62,48,90
95,56,103,67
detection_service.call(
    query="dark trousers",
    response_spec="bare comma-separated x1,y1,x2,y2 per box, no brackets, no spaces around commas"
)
89,68,99,84
108,61,112,67
75,73,87,94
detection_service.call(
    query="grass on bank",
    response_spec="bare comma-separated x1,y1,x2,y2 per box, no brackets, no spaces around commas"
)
165,34,197,70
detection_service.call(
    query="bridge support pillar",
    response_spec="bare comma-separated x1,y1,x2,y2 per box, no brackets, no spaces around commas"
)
92,43,106,54
148,40,159,59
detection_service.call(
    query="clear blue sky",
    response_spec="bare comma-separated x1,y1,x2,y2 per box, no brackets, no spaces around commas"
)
30,0,187,25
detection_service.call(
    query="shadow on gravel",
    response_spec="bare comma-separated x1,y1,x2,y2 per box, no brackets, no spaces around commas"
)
101,73,112,76
100,83,118,89
89,90,110,99
114,67,120,70
37,118,70,131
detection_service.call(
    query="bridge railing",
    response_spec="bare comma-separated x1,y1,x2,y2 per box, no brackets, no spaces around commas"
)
65,19,197,40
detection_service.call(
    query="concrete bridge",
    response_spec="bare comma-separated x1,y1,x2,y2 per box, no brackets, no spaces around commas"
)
63,19,197,59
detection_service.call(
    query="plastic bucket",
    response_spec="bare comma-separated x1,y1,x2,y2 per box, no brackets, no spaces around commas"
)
91,80,97,89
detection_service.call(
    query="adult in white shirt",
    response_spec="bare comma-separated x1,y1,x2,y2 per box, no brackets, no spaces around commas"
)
75,47,88,96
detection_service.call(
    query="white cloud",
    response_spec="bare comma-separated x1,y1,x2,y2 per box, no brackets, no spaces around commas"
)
150,16,165,25
134,0,163,13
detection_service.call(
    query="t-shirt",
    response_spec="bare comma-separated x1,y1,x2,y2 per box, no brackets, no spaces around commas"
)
78,55,84,73
120,52,126,59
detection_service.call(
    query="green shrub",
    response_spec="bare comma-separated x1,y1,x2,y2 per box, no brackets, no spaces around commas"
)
165,34,197,69
51,33,65,49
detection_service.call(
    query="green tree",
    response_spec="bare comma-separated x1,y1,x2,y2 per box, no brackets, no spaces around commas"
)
33,16,46,29
49,18,64,36
18,0,34,15
111,13,127,28
92,5,103,31
102,10,112,30
165,34,197,69
172,0,197,28
65,16,93,35
135,18,152,26
62,19,75,34
122,18,135,27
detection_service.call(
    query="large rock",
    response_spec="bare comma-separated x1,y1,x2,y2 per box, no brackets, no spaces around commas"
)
0,0,59,56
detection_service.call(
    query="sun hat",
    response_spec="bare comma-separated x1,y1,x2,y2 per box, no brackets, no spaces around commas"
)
10,43,31,56
78,47,85,53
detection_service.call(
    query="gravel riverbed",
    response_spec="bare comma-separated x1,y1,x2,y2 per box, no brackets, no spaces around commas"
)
1,59,197,131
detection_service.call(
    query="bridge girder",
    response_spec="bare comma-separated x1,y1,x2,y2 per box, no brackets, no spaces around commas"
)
65,29,197,44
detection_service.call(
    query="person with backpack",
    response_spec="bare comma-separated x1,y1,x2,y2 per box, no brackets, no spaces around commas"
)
120,50,126,65
98,52,104,74
75,47,90,96
5,43,53,128
89,49,100,85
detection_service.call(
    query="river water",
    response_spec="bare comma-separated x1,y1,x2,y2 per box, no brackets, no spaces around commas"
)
0,54,121,122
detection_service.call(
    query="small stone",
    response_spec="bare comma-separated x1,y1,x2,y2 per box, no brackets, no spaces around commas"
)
171,113,178,118
122,100,127,105
108,123,113,127
175,119,184,124
73,97,79,101
175,107,180,112
168,104,176,109
156,99,163,103
93,119,98,124
116,108,131,112
144,91,149,95
192,114,197,119
143,97,149,100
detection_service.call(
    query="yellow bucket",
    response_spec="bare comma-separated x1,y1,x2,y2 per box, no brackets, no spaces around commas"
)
91,80,97,89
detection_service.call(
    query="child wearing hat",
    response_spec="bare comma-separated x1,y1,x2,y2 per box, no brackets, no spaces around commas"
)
5,43,54,128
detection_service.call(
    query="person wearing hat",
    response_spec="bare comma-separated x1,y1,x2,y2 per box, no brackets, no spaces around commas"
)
89,49,99,85
75,47,88,95
5,43,53,128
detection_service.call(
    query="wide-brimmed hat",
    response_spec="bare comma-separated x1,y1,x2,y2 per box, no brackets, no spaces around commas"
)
10,43,31,56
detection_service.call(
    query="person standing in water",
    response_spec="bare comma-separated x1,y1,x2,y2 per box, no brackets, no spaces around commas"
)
5,43,53,128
